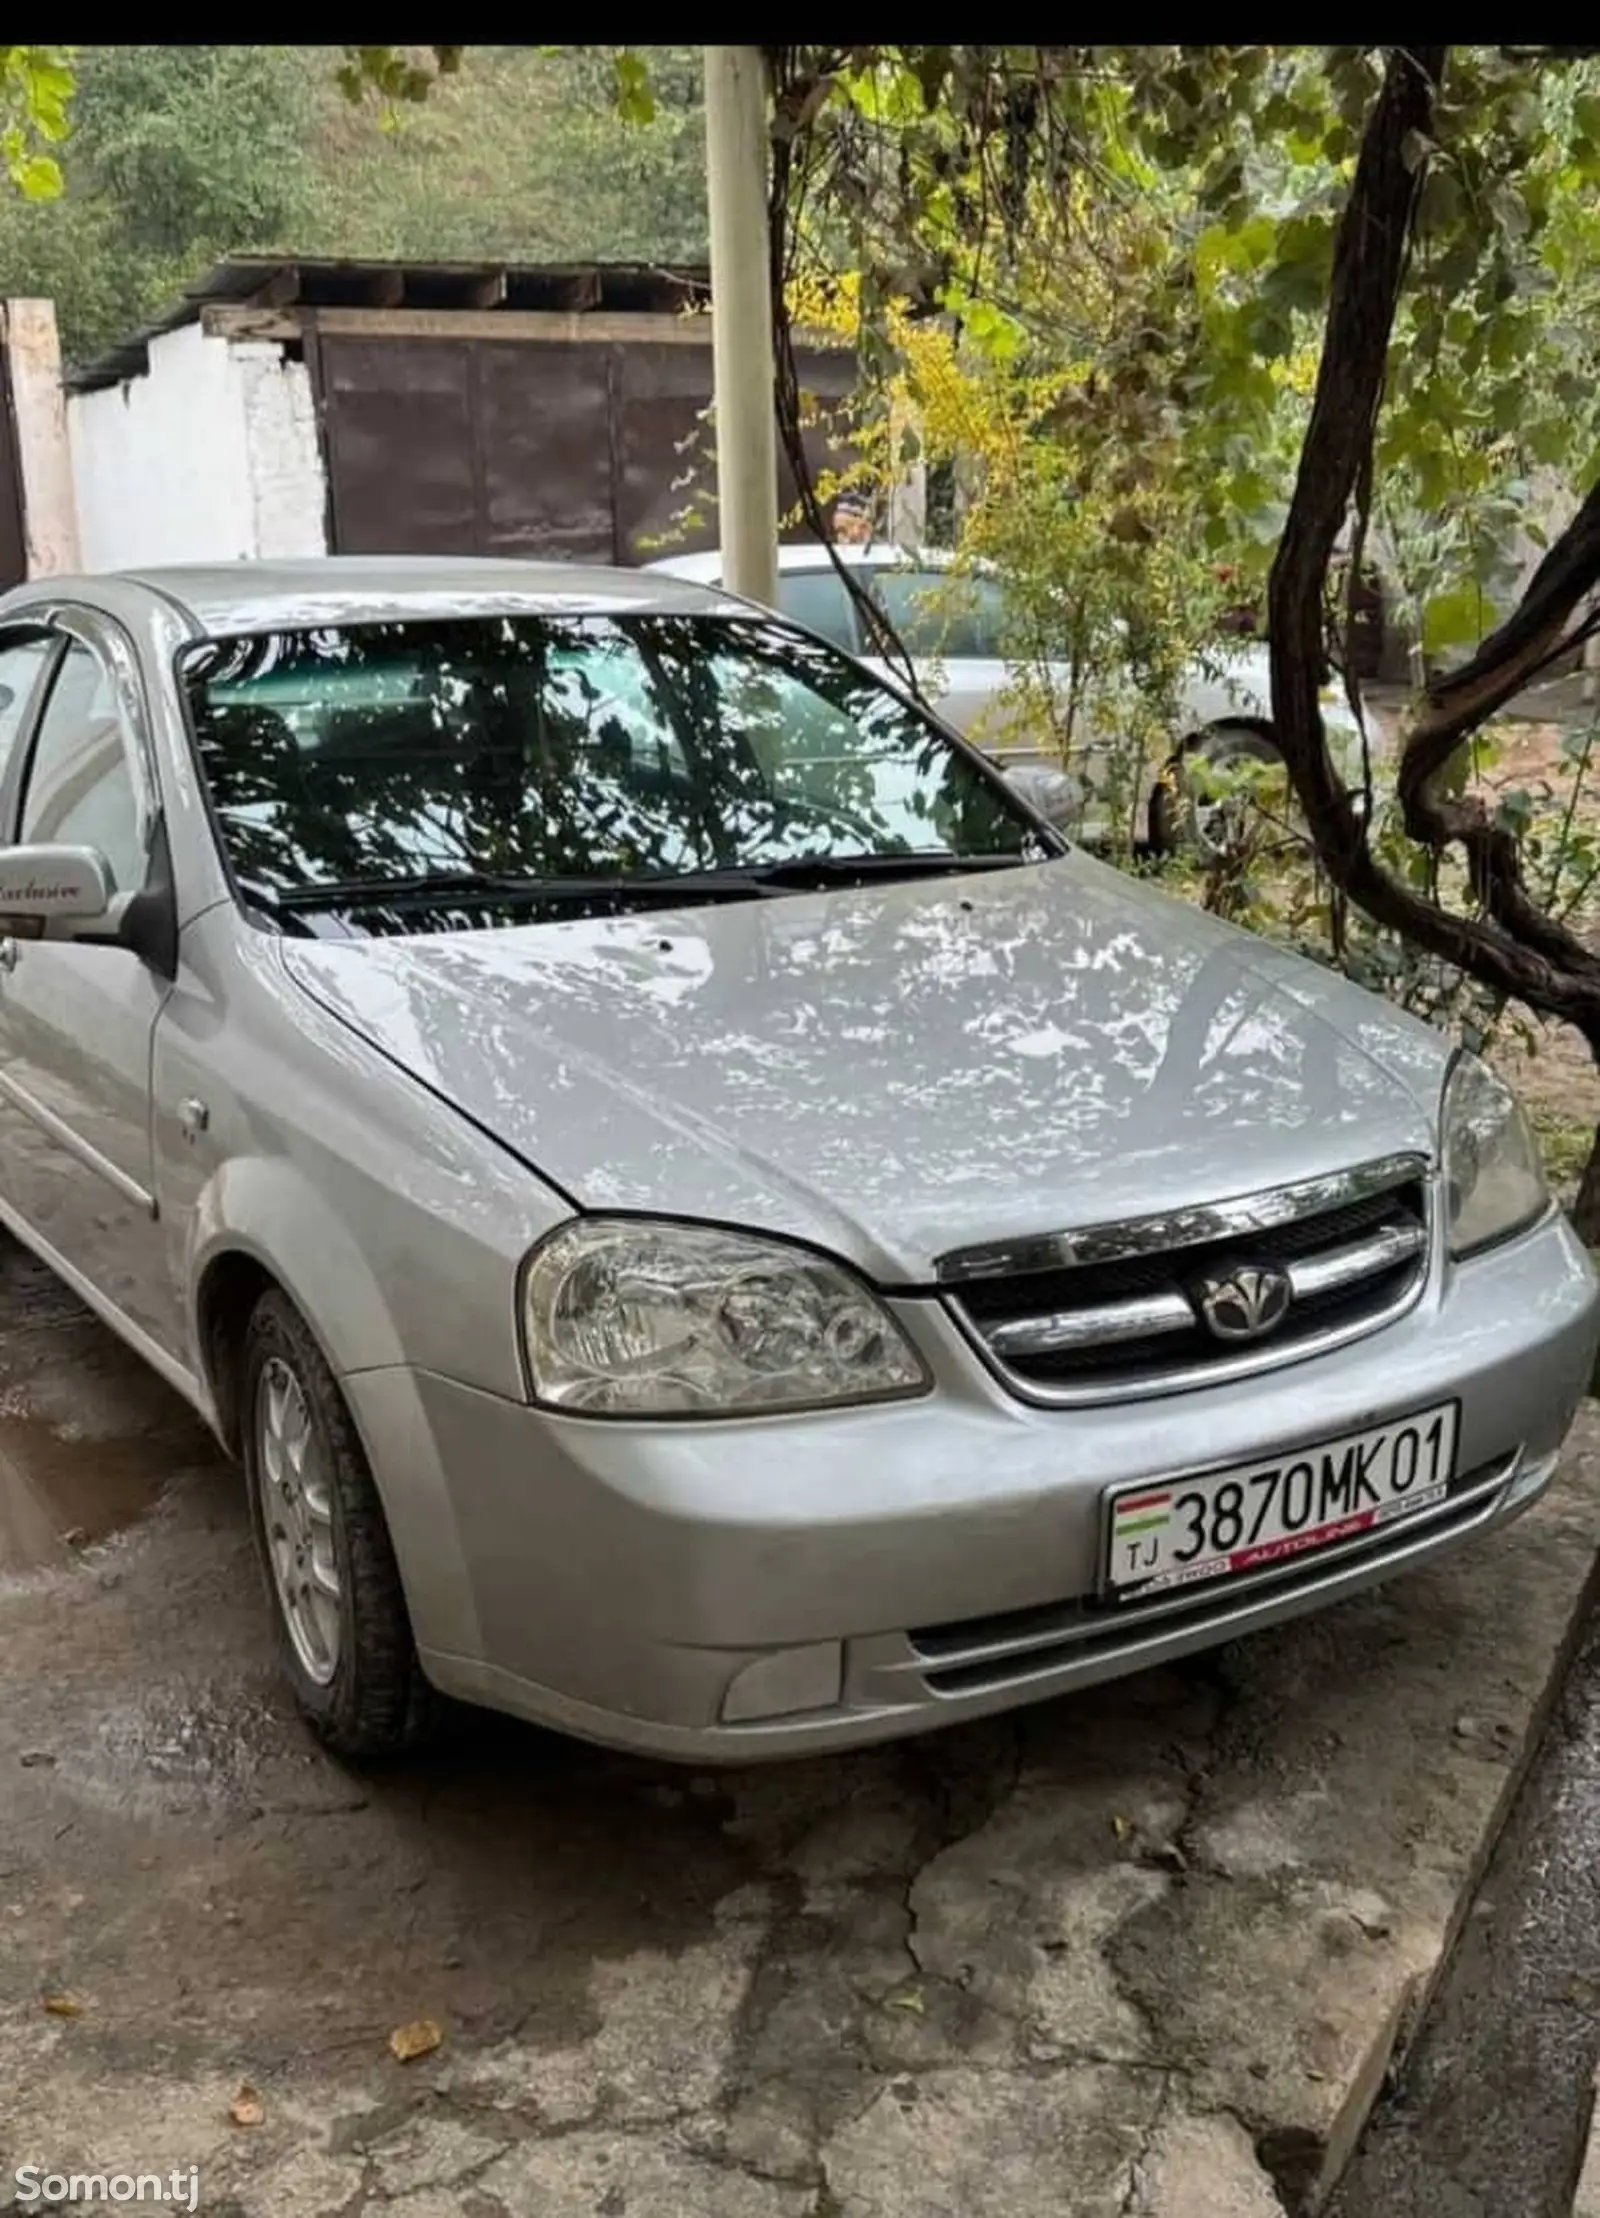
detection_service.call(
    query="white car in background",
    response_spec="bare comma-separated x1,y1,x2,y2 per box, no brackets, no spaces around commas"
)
650,542,1372,854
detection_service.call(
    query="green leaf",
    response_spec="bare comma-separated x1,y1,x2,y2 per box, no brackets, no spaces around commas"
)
961,298,1024,361
1526,416,1571,466
1489,181,1532,244
613,50,656,126
1421,585,1487,659
1240,295,1295,360
1490,382,1524,434
13,151,59,199
1418,164,1463,233
1234,213,1279,270
1262,259,1326,314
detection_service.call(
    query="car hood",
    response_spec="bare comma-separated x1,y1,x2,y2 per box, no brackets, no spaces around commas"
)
279,856,1450,1282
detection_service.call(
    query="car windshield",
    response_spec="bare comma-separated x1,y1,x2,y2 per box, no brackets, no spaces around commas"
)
180,612,1044,935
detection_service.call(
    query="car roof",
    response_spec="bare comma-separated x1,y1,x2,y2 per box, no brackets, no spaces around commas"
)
1,555,741,637
650,542,954,583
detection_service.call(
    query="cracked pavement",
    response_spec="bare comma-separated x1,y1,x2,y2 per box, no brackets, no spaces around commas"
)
0,1238,1597,2217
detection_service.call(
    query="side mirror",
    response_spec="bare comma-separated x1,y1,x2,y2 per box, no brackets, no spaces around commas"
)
1001,761,1084,832
0,843,113,935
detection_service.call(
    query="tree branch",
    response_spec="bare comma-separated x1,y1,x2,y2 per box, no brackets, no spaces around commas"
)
766,50,927,692
1269,42,1441,864
1267,42,1600,1036
1398,474,1600,801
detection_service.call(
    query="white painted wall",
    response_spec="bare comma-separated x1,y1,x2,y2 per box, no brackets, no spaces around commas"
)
67,319,327,573
234,341,327,560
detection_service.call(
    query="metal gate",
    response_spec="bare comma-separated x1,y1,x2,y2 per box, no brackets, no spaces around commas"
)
311,329,854,567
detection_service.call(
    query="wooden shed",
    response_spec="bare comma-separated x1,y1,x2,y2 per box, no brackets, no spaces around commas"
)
62,254,853,573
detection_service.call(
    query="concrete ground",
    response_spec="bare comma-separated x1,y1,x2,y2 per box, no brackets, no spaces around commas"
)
1,1237,1598,2218
1328,1515,1600,2218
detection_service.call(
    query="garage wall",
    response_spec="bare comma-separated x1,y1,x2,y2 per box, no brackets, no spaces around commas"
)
68,322,327,572
234,342,328,562
314,329,856,567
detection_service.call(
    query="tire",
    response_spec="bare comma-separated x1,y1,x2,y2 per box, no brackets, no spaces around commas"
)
241,1287,438,1758
1148,724,1281,859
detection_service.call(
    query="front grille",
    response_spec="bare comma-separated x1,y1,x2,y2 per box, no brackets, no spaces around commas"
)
907,1449,1513,1695
944,1157,1430,1404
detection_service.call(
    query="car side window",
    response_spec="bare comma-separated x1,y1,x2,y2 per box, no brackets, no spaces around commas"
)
17,639,147,895
776,569,862,654
0,636,53,800
870,570,1010,661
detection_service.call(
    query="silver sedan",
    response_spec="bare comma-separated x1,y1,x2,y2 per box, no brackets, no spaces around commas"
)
0,557,1590,1761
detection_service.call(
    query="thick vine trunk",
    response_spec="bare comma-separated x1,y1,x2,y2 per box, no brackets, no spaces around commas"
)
1267,44,1600,1041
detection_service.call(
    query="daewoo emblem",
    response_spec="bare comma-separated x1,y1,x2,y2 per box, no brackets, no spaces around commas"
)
1194,1262,1292,1343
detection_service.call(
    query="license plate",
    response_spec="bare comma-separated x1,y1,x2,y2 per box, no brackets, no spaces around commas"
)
1103,1401,1460,1598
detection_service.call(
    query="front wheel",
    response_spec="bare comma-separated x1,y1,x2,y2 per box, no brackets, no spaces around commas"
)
242,1288,438,1758
1148,725,1284,861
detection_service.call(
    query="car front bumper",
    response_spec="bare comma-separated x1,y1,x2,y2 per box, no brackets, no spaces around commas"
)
347,1207,1600,1762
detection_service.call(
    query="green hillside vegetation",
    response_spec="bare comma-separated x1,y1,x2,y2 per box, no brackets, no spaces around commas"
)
0,45,707,373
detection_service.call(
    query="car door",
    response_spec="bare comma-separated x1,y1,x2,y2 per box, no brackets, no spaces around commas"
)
0,617,183,1359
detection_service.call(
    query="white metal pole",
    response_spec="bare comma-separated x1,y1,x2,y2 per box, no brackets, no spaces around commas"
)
703,46,778,608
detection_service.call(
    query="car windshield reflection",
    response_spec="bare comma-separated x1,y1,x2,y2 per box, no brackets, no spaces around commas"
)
182,612,1048,936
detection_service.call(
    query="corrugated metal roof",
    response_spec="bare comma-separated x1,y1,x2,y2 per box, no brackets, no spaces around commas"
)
66,254,712,394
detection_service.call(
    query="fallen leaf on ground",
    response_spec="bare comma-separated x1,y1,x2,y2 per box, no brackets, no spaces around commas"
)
886,1988,925,2015
388,2018,443,2062
1110,1813,1133,1841
40,1989,82,2017
228,2082,265,2127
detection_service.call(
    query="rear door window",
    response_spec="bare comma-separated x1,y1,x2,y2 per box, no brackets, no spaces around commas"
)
776,568,862,653
870,570,1010,660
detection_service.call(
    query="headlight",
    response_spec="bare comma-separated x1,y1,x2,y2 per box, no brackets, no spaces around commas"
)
1441,1053,1548,1258
521,1218,931,1417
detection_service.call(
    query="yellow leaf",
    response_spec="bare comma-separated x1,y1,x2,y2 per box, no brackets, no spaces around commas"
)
1111,1814,1134,1841
887,1987,926,2015
40,1988,82,2016
388,2018,443,2063
229,2083,265,2128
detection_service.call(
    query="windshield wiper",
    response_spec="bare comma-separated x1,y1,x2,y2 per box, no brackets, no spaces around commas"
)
253,853,1031,916
260,869,691,913
712,852,1030,890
